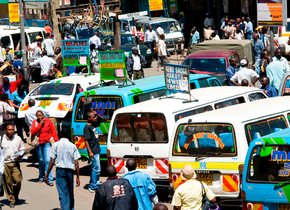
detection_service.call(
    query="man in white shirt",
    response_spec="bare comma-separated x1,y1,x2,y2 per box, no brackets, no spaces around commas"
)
29,50,56,81
126,47,146,80
273,49,290,73
89,32,101,50
204,13,215,29
42,33,54,57
1,124,25,208
144,26,159,60
230,59,260,86
24,99,49,127
156,34,169,71
156,23,164,39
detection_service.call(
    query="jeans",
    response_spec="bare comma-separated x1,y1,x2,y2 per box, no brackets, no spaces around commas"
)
255,58,261,75
89,153,101,190
56,168,74,210
35,142,53,184
246,33,252,40
145,41,155,59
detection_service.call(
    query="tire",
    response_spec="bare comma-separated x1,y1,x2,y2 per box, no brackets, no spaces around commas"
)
146,62,152,68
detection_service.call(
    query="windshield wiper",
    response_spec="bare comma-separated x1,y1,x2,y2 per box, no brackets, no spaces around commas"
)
274,179,290,188
195,152,221,162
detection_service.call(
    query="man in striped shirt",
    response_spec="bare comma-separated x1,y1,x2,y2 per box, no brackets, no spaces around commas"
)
225,58,238,86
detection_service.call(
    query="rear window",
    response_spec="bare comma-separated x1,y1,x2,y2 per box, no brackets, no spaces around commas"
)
30,83,74,96
133,89,166,103
173,123,236,156
28,31,43,44
281,75,290,96
75,96,123,122
245,116,288,144
111,113,168,143
214,97,245,109
247,145,290,183
174,106,213,121
183,58,226,74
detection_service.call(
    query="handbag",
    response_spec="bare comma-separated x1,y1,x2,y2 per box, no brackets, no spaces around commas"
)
2,103,16,121
27,121,39,147
200,182,211,210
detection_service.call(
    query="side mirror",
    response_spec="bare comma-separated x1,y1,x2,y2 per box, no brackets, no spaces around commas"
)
84,96,92,105
183,119,194,136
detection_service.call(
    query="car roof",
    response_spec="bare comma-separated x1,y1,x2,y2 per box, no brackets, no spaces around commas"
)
136,17,177,24
0,26,45,36
120,16,149,21
176,96,290,124
186,49,237,59
113,86,265,115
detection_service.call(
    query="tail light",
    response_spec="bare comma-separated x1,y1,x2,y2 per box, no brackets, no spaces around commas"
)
279,26,282,37
239,164,244,184
107,149,111,165
169,163,172,183
78,88,84,93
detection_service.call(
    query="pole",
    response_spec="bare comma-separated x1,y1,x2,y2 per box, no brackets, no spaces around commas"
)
113,10,122,50
52,0,61,48
270,31,274,57
19,0,28,87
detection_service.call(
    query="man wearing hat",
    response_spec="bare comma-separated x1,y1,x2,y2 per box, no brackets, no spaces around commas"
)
230,58,260,87
172,165,216,210
126,47,147,80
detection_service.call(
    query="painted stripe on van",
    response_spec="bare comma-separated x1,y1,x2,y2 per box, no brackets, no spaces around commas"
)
222,175,238,192
170,162,243,171
130,88,144,95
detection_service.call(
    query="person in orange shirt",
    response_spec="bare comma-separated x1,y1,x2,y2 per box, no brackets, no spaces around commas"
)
44,23,53,38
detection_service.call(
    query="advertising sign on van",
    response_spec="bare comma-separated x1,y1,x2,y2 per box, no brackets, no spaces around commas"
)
98,50,127,80
149,0,163,11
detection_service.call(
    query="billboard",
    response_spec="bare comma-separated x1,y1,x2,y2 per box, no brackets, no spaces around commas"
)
8,3,19,22
149,0,163,11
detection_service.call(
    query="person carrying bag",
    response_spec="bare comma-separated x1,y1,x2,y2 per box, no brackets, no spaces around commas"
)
0,94,15,136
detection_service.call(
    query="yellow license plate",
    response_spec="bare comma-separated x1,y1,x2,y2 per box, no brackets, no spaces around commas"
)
39,100,52,107
279,204,290,210
99,135,107,145
198,174,213,185
136,158,147,169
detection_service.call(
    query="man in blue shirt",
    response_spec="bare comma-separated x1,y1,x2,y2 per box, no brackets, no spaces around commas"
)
191,27,200,45
225,58,238,86
12,51,23,71
245,17,253,40
260,76,277,98
253,33,265,75
11,85,29,140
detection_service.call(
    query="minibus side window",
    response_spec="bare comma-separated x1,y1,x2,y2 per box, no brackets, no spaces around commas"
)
133,90,166,103
1,36,11,49
214,97,245,109
75,96,123,122
245,115,288,144
248,92,265,101
198,79,209,88
282,76,290,96
208,79,220,87
174,105,213,121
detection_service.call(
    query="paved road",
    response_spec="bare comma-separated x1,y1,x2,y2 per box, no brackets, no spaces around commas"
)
2,58,183,209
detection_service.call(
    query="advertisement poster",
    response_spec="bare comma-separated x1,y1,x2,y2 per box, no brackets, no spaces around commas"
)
8,3,19,22
149,0,163,11
98,51,127,80
257,0,284,26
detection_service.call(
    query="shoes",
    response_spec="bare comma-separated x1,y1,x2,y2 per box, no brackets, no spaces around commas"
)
88,188,95,193
15,196,19,205
9,203,15,208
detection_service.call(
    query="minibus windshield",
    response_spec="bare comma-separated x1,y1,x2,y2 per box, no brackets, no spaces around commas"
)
247,145,290,183
30,83,74,96
111,113,168,143
173,123,236,156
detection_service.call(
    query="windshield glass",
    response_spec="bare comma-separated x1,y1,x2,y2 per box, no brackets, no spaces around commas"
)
30,83,74,96
183,58,227,73
245,116,288,144
28,31,43,44
75,96,123,122
121,35,138,46
151,21,181,34
111,113,168,143
247,145,290,183
173,123,236,156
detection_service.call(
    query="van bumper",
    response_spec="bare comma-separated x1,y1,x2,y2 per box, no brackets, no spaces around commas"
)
152,179,170,187
218,198,242,209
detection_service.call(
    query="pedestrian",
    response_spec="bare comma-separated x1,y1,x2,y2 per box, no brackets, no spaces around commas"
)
0,76,23,99
210,31,220,40
126,47,147,80
123,158,158,210
12,51,23,70
235,29,244,40
153,204,168,210
191,27,200,45
204,13,215,29
24,99,49,128
44,127,80,210
44,23,53,38
253,33,265,75
239,17,246,32
220,17,229,39
90,44,99,73
84,111,104,192
156,34,169,71
0,94,15,135
43,33,54,57
144,26,158,60
30,110,59,186
54,47,67,75
124,26,131,34
230,59,260,86
1,124,25,208
10,85,30,140
265,56,284,91
52,64,62,79
33,42,42,60
29,50,56,81
225,58,238,86
172,165,216,210
225,22,236,39
241,79,249,87
260,77,277,98
92,165,138,210
89,32,101,50
260,51,268,78
4,47,13,63
156,23,164,39
136,25,145,42
273,49,289,73
245,17,253,40
258,28,267,49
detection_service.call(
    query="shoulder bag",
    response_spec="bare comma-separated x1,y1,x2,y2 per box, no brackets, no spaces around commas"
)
200,182,211,210
2,103,16,121
27,121,39,147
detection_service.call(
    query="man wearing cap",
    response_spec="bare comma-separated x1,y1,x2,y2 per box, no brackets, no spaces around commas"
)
172,165,216,210
126,47,147,80
230,59,260,87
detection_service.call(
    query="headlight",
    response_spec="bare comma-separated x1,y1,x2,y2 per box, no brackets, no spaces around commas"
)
125,52,129,57
147,49,152,54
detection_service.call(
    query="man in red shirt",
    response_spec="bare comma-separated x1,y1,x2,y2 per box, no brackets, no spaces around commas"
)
44,23,53,38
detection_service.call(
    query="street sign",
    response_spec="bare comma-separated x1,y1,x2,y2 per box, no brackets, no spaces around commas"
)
118,11,148,19
257,0,287,26
61,39,90,75
98,50,127,80
8,3,19,22
149,0,163,11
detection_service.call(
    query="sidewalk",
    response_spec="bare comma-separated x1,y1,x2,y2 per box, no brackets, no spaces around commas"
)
167,48,188,63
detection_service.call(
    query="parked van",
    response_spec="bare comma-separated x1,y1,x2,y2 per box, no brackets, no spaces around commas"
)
72,74,222,161
241,127,290,210
168,97,290,207
107,87,267,187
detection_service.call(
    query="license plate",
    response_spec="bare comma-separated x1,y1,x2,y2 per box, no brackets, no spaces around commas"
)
99,134,107,145
136,158,147,169
39,100,52,107
198,173,213,185
279,204,290,210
